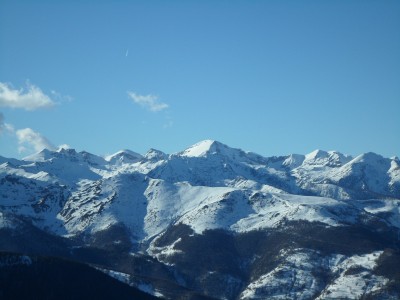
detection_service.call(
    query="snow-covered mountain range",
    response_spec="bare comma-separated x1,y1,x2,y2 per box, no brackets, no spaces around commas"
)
1,140,399,299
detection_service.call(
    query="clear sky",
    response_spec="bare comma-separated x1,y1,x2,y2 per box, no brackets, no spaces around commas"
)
0,0,399,159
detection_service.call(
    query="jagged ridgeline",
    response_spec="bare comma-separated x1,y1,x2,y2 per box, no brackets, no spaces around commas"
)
1,140,399,299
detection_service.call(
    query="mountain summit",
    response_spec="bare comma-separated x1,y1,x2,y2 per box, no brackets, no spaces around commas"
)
178,140,237,158
1,141,399,299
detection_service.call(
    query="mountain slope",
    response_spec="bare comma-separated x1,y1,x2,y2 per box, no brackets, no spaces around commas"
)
0,140,399,299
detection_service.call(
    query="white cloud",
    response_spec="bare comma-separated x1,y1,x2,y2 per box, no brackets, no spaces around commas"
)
0,82,56,110
16,128,56,153
57,144,71,150
0,81,71,155
127,91,168,112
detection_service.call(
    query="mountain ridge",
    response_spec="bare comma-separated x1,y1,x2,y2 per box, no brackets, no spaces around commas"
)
1,140,399,299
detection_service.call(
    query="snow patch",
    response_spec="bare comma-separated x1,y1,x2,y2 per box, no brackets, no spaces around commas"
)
148,237,183,264
137,282,164,298
0,212,16,229
317,252,387,299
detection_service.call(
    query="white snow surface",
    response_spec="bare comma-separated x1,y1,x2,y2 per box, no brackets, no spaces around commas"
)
97,267,164,298
1,140,399,239
148,237,183,264
98,268,131,285
179,140,217,157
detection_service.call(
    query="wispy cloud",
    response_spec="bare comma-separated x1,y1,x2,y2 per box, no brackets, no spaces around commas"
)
127,91,168,112
57,144,71,150
1,114,58,154
0,81,55,110
163,114,174,129
0,112,15,134
51,90,73,103
16,127,56,153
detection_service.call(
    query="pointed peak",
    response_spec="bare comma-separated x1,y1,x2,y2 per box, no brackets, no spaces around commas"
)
56,144,72,152
306,149,329,160
303,149,351,167
105,149,142,164
282,154,305,169
22,147,87,163
56,148,78,156
144,148,167,160
327,151,353,163
179,140,226,157
22,148,56,162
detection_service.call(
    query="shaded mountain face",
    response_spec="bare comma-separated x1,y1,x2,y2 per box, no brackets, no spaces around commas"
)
0,140,399,299
0,252,160,300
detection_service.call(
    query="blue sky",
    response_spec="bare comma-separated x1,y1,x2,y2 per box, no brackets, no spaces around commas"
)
0,1,399,159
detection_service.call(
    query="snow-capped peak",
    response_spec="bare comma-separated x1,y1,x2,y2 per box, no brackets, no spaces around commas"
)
105,149,142,164
22,148,57,162
178,139,239,158
179,140,219,157
327,151,353,165
350,152,385,165
282,154,305,169
56,148,79,156
305,149,329,161
302,149,352,167
390,159,400,172
57,144,72,151
144,148,167,161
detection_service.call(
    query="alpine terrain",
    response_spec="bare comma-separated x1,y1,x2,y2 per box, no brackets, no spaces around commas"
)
1,140,399,299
